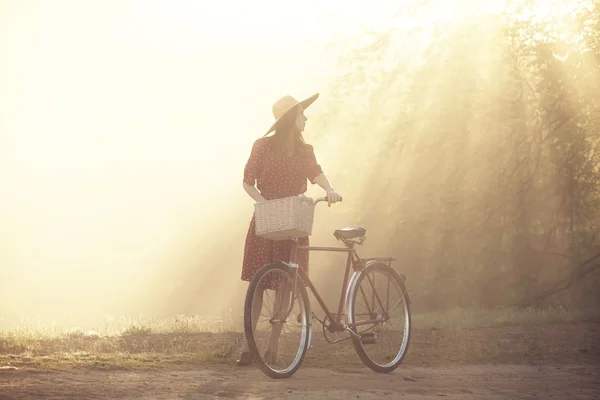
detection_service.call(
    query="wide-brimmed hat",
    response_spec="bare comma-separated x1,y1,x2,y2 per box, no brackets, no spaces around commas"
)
264,93,319,136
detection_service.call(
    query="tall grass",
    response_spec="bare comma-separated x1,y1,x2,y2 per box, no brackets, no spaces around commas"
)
1,306,597,370
0,310,242,338
411,306,600,330
2,306,597,340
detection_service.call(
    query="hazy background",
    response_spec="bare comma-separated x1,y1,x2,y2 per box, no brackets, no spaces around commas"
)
0,0,398,328
2,0,599,330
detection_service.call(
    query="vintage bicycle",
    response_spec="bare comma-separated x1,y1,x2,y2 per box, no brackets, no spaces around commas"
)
243,195,411,379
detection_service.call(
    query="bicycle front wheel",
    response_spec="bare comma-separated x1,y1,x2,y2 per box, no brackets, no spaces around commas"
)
243,262,311,379
347,262,411,373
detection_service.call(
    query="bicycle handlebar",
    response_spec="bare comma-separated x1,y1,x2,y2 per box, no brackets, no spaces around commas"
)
312,195,343,205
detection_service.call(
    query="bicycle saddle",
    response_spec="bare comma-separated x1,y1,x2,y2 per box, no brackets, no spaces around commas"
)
333,226,367,240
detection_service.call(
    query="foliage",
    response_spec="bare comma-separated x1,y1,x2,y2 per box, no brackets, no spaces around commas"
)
326,0,600,310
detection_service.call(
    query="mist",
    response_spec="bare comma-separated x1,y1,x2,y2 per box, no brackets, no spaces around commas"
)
0,0,399,329
2,0,599,331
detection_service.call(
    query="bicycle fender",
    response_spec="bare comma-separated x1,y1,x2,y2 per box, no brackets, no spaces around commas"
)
343,259,380,315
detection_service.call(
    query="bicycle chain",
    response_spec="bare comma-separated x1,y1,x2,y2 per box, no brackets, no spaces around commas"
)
311,312,353,343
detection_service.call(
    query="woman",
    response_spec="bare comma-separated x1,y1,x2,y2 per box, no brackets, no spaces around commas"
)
236,93,342,366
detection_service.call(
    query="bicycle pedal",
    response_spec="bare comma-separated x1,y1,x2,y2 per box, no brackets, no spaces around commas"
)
360,332,376,345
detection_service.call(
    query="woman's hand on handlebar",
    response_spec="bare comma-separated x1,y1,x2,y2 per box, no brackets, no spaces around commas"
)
298,193,343,206
325,189,342,207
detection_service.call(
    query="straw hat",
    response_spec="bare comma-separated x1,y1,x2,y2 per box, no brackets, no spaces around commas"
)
264,93,319,136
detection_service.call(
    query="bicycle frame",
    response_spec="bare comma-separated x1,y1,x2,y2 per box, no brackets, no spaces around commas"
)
285,237,394,333
247,195,411,378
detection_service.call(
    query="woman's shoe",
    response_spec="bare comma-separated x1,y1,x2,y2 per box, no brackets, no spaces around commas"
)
235,352,253,366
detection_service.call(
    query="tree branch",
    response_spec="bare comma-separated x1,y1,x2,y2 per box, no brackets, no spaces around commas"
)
527,251,600,306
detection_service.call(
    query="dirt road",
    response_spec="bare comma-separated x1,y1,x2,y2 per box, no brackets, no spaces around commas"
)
1,363,599,399
2,322,599,398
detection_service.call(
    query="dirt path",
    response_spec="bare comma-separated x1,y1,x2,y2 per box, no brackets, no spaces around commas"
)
1,363,599,399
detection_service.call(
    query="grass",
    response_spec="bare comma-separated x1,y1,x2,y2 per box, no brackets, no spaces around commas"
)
1,312,241,338
1,307,598,371
411,306,600,330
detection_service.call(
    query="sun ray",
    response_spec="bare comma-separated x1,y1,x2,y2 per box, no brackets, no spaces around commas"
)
0,0,598,327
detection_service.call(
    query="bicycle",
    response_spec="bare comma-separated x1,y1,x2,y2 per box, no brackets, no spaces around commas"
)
243,195,411,379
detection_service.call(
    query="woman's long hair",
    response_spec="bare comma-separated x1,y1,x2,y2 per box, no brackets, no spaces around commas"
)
271,106,309,156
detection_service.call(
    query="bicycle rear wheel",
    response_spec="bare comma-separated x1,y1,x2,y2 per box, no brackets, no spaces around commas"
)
347,262,411,373
243,262,311,379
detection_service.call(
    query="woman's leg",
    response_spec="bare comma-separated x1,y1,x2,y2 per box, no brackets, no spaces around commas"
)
266,283,291,353
264,238,308,355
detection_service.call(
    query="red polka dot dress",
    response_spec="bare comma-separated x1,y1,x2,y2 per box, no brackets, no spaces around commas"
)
241,136,323,286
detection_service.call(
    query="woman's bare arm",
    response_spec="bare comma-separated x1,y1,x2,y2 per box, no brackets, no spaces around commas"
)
313,173,342,205
244,173,340,204
243,182,267,203
314,173,335,193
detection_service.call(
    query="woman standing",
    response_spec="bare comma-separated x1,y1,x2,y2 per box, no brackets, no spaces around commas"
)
236,93,342,365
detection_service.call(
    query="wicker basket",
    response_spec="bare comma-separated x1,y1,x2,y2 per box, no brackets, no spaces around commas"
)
254,196,315,240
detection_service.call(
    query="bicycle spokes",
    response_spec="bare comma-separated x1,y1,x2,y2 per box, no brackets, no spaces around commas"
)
251,268,309,374
351,267,410,369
